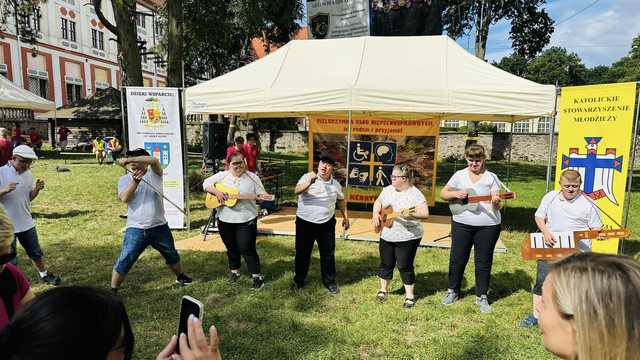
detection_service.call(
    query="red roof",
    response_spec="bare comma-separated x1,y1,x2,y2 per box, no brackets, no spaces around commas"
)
251,27,309,59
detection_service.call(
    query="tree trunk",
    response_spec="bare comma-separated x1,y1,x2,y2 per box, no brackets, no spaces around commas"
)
226,115,237,144
166,0,183,87
94,0,143,86
473,4,491,61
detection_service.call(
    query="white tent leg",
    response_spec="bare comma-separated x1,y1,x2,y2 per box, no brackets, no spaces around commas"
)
545,85,560,192
345,110,352,223
622,85,640,253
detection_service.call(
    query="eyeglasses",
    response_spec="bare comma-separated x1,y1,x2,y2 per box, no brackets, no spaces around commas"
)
391,175,407,180
466,159,483,163
230,161,244,166
15,158,33,164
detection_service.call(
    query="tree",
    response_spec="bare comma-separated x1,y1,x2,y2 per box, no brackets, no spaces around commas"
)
446,0,554,60
166,0,183,87
0,0,43,45
493,52,528,77
584,65,611,85
93,0,143,86
607,34,640,83
525,47,587,86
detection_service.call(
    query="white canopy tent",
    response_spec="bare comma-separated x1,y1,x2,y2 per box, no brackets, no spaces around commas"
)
186,35,556,122
186,35,559,191
0,74,55,112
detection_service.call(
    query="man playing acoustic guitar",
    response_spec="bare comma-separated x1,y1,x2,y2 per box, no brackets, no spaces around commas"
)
520,169,602,328
203,152,272,290
292,154,349,294
372,164,429,308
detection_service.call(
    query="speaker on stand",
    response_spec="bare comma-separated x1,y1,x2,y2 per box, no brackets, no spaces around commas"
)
202,120,229,172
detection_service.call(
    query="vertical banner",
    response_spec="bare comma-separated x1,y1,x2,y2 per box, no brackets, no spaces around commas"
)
555,82,637,253
309,116,439,206
307,0,370,39
125,87,186,229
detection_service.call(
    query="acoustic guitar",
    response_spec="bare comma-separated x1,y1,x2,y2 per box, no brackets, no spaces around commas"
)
521,228,631,260
374,206,416,233
448,187,516,215
205,183,274,209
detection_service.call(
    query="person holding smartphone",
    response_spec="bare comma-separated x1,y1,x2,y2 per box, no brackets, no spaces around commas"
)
111,149,192,293
292,153,349,294
203,152,271,290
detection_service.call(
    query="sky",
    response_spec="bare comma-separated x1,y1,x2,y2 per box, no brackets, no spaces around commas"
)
302,0,640,67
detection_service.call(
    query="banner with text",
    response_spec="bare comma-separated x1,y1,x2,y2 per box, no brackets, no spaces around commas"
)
125,87,186,229
307,0,370,39
555,82,637,253
309,116,439,205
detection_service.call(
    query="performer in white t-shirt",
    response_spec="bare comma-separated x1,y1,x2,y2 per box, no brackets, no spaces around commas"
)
440,144,502,313
111,149,192,293
292,154,349,294
203,152,271,290
372,164,429,308
519,169,602,328
0,145,61,285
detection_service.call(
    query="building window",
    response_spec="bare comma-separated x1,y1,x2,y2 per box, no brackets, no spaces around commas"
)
66,82,82,103
70,21,76,42
61,18,68,39
30,7,41,33
136,13,146,28
537,117,550,133
28,76,48,99
495,122,506,132
513,120,530,133
91,29,104,50
442,120,459,128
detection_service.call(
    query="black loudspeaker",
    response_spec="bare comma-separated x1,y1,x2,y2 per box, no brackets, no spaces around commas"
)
202,121,228,160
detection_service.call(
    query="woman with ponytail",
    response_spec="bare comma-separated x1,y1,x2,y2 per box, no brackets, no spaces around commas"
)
0,206,34,331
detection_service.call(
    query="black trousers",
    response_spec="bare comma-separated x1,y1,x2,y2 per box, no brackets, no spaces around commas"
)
532,260,550,296
447,221,501,296
217,218,260,275
379,238,421,285
294,216,336,285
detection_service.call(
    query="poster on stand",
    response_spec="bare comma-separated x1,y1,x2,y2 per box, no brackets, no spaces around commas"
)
555,82,637,253
309,116,439,206
124,87,186,229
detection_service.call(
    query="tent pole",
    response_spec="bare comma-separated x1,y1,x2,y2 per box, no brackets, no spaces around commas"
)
622,84,640,253
345,110,352,230
504,121,513,215
545,84,560,192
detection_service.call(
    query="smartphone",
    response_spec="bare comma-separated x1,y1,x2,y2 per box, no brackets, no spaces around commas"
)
177,296,204,354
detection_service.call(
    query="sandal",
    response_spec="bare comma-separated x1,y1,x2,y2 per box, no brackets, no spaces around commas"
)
376,290,387,301
403,297,416,308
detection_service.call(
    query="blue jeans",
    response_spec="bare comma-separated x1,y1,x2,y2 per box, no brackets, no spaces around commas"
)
10,227,44,265
113,224,180,275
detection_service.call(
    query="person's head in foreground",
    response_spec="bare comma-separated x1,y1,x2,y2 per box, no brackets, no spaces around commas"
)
538,252,640,360
124,148,151,173
228,152,246,177
0,286,134,360
558,169,582,201
11,145,38,174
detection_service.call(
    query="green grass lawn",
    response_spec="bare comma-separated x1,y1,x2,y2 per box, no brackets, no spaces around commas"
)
16,152,640,359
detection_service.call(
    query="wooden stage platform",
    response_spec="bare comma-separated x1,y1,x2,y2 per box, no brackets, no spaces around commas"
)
176,207,508,253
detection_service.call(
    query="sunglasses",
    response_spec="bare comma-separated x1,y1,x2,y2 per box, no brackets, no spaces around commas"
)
230,161,244,166
391,175,407,180
0,252,16,265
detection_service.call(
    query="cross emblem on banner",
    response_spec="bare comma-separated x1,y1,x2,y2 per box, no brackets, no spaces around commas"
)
561,137,623,204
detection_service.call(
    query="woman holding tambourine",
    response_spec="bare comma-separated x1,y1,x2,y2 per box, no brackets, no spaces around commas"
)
371,164,429,308
440,144,502,313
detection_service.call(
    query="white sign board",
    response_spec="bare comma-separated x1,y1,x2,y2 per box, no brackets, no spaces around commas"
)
124,87,186,229
307,0,370,39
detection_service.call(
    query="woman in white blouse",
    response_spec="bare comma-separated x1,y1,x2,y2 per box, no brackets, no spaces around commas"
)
203,152,271,290
440,144,502,313
372,164,429,308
